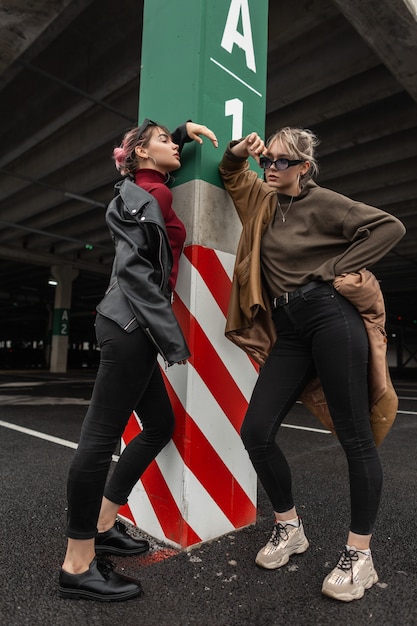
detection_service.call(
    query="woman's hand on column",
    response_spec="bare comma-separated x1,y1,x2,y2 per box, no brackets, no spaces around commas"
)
185,122,218,148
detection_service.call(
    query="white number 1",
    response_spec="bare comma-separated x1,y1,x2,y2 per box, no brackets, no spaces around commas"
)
225,98,243,140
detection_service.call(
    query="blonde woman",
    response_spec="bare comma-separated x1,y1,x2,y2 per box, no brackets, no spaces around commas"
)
219,127,405,602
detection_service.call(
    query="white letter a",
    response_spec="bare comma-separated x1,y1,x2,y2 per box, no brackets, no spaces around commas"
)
221,0,256,73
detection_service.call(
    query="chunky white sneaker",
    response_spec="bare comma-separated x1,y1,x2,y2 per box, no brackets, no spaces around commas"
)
322,546,379,602
255,518,309,569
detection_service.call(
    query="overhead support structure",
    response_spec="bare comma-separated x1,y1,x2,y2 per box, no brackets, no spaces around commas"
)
332,0,417,103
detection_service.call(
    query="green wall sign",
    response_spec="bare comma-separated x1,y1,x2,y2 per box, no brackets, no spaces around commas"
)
52,308,69,336
139,0,268,188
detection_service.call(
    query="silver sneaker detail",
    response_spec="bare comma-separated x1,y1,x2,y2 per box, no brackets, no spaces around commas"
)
322,546,379,602
255,518,309,570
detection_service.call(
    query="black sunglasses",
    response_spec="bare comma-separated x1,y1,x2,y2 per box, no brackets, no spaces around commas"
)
136,118,157,140
259,156,304,171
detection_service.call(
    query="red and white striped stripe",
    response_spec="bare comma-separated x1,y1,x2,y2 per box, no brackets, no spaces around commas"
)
119,244,258,548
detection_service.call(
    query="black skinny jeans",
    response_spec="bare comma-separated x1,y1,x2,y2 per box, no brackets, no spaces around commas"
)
66,314,175,539
240,282,382,535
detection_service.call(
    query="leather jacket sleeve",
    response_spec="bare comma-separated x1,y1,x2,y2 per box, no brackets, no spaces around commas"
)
172,122,193,152
97,181,190,365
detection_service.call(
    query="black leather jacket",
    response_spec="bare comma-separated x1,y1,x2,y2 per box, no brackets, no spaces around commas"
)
96,178,190,366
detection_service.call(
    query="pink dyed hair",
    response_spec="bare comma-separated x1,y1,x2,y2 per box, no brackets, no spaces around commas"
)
113,122,170,176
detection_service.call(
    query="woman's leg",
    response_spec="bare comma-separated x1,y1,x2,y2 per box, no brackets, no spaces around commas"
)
241,307,314,568
295,287,381,601
308,292,382,539
63,316,162,572
241,306,315,515
100,364,175,526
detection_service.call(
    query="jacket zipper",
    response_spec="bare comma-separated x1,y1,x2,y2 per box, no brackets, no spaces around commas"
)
144,229,170,368
144,327,169,370
157,230,166,290
123,317,137,331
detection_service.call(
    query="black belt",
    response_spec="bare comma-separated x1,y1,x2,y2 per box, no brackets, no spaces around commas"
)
272,281,324,308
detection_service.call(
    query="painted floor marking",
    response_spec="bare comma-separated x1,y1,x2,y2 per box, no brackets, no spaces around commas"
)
0,420,120,462
0,395,89,405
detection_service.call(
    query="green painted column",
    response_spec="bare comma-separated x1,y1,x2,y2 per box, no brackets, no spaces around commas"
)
120,0,269,548
139,0,268,188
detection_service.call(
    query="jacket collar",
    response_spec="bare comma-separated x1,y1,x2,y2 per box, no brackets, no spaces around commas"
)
115,178,167,229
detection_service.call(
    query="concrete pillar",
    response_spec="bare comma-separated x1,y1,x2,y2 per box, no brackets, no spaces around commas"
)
49,264,78,373
119,0,269,548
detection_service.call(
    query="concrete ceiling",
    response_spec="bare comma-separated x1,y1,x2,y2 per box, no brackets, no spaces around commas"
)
1,0,417,342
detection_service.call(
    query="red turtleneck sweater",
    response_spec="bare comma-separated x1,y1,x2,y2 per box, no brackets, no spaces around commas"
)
134,169,186,291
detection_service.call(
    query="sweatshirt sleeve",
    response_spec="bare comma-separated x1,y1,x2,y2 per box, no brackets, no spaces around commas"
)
333,202,406,275
219,143,273,224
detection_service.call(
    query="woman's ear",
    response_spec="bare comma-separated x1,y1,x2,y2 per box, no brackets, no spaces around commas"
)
135,145,148,159
301,161,310,176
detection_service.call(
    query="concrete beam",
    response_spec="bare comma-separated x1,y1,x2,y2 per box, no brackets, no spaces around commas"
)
318,128,417,180
0,244,110,275
266,66,402,130
0,0,95,78
332,0,417,102
268,20,379,110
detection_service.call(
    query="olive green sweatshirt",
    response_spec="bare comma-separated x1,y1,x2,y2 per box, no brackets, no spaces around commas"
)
261,179,406,297
219,147,406,300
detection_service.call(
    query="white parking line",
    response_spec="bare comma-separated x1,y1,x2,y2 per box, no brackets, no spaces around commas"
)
0,419,78,448
0,420,120,461
0,395,89,405
282,423,330,434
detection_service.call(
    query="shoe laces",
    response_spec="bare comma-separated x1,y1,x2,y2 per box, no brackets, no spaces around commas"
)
114,519,130,537
336,547,359,583
269,522,292,546
96,556,115,580
114,519,126,532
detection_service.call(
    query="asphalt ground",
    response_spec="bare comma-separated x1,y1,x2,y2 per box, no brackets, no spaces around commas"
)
0,369,416,626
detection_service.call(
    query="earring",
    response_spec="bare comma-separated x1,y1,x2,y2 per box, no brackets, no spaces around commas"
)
139,153,157,165
135,146,157,166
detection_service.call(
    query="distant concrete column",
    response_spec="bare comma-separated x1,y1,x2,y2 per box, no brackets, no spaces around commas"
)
49,264,78,373
119,0,269,549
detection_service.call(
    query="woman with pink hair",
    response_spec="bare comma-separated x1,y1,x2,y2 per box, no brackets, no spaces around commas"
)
59,119,217,602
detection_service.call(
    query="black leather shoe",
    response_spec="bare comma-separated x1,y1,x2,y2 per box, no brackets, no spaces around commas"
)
95,519,150,556
59,556,143,602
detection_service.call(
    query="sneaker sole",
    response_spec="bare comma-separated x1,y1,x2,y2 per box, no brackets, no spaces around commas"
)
322,571,379,602
255,537,310,570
